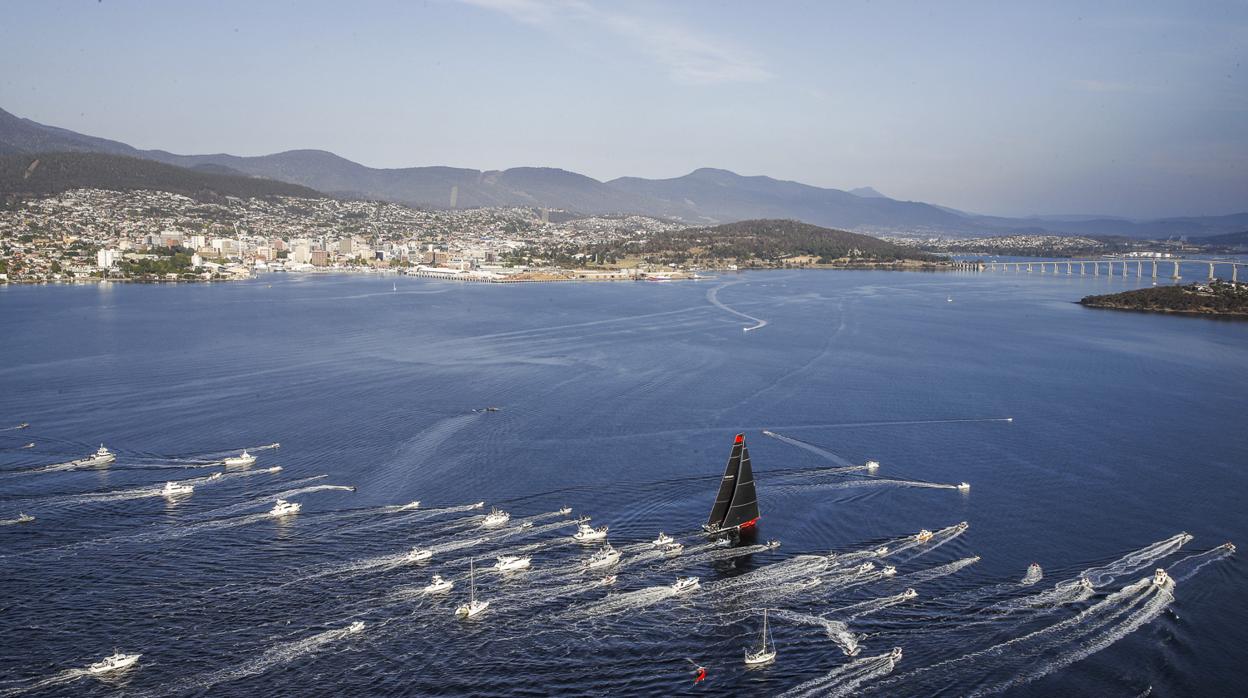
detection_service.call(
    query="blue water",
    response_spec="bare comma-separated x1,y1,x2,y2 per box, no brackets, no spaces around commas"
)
0,270,1243,696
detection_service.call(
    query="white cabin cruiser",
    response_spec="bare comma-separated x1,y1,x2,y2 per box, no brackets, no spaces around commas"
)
662,542,684,556
957,482,971,492
222,450,256,467
161,481,194,497
558,506,572,516
481,508,510,528
652,532,674,547
88,652,140,674
882,565,897,577
455,561,489,619
406,548,434,563
765,540,781,550
1153,568,1171,587
346,621,365,633
874,546,889,556
713,537,733,548
856,562,876,574
424,574,454,593
76,445,116,468
743,609,777,666
494,555,531,572
584,545,621,569
270,499,300,517
671,576,700,593
573,523,608,542
865,460,880,472
914,529,934,543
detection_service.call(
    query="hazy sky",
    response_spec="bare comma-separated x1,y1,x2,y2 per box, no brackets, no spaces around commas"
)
2,0,1245,217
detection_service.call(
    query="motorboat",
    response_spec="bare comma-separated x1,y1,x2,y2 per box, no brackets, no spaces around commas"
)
874,546,889,556
17,512,34,523
1153,568,1171,587
88,652,140,674
520,521,533,529
406,548,434,563
1226,542,1237,553
455,561,489,619
743,609,777,666
222,450,256,467
901,588,918,600
400,501,421,510
914,529,934,543
957,482,971,492
424,574,454,593
347,621,365,633
857,562,876,574
713,537,733,548
662,542,684,556
865,460,880,471
21,442,34,449
1079,577,1095,592
494,555,531,572
584,545,621,569
652,532,675,548
207,472,223,481
161,481,194,497
573,523,608,542
671,576,700,593
558,506,572,516
595,574,617,586
268,466,283,473
765,540,781,549
956,521,970,531
270,499,300,517
473,501,485,509
882,565,897,577
889,647,903,663
482,508,510,528
75,444,116,468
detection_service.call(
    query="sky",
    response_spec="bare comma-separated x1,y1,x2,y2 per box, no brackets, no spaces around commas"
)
1,0,1245,218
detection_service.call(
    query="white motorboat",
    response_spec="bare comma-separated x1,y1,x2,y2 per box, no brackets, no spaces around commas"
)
400,500,421,510
584,545,621,569
88,652,140,674
494,555,531,572
481,508,510,528
406,548,434,563
765,540,781,549
573,523,608,542
347,621,365,633
857,562,876,574
207,472,223,481
874,546,889,556
268,466,283,473
652,532,674,547
889,647,903,663
956,521,969,531
901,588,918,600
595,574,617,586
1079,577,1095,592
222,450,256,467
957,482,971,492
671,576,700,593
882,565,897,577
17,512,34,523
520,521,533,529
558,506,572,516
161,481,194,497
455,561,489,619
1153,568,1171,586
713,537,733,548
424,574,454,593
75,444,116,468
743,609,777,666
914,529,934,543
270,499,300,517
662,542,684,556
473,501,485,509
865,460,880,472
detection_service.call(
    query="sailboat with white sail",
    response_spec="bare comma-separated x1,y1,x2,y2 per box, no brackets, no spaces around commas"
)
744,608,777,666
456,560,489,619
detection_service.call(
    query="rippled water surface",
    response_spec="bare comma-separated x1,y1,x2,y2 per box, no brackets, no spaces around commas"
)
0,270,1244,696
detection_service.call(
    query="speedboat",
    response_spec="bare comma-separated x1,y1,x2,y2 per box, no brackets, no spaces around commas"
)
874,546,889,556
207,472,223,481
88,652,140,674
222,450,256,467
662,542,684,556
882,565,897,577
901,588,918,599
743,609,776,666
346,621,365,633
17,512,34,523
473,501,485,509
270,499,300,517
1153,568,1171,587
494,555,531,572
406,548,434,563
76,444,116,468
558,506,572,516
481,508,510,528
865,460,880,471
21,442,34,449
584,545,621,569
914,529,934,543
520,521,533,529
956,521,970,531
161,481,194,497
1078,577,1095,592
765,540,781,549
889,647,903,663
424,574,454,593
595,574,617,586
573,523,608,542
1226,542,1237,553
652,532,674,548
268,466,283,473
671,576,700,593
713,537,733,548
856,562,876,574
957,482,971,491
400,500,421,510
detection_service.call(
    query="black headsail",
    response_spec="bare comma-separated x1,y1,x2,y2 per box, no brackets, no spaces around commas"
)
721,434,760,530
706,434,743,530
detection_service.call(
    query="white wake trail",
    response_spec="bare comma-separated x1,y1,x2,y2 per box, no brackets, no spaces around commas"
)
707,281,767,332
780,649,902,698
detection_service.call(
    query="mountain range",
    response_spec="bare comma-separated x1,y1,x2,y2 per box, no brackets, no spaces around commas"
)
2,107,1244,239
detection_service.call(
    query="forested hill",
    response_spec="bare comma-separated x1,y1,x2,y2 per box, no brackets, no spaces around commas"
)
634,219,939,264
0,152,324,201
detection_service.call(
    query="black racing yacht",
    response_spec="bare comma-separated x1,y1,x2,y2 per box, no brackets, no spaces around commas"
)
704,433,760,533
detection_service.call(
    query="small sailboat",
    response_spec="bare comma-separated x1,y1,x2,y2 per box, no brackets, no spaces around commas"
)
88,652,140,674
914,529,934,543
947,296,953,303
455,561,489,619
270,499,300,517
743,609,777,666
573,522,608,542
392,282,397,292
160,481,194,497
406,548,434,563
481,508,510,528
584,544,620,569
704,433,760,534
672,576,700,593
652,532,674,547
424,574,454,593
222,450,256,467
16,512,35,523
494,555,532,572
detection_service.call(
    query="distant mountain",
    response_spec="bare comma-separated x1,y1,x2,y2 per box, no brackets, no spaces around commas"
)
1190,229,1248,249
0,152,322,200
2,106,1245,238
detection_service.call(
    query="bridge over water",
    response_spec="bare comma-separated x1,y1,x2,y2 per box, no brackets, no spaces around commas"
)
975,258,1243,283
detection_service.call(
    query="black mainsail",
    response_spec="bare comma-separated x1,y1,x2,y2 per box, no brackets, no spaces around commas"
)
705,433,761,531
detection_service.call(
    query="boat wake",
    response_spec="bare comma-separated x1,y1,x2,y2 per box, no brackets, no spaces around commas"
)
780,648,902,698
707,281,768,332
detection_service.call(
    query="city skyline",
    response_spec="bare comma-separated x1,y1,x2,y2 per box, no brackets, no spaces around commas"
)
2,0,1245,218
